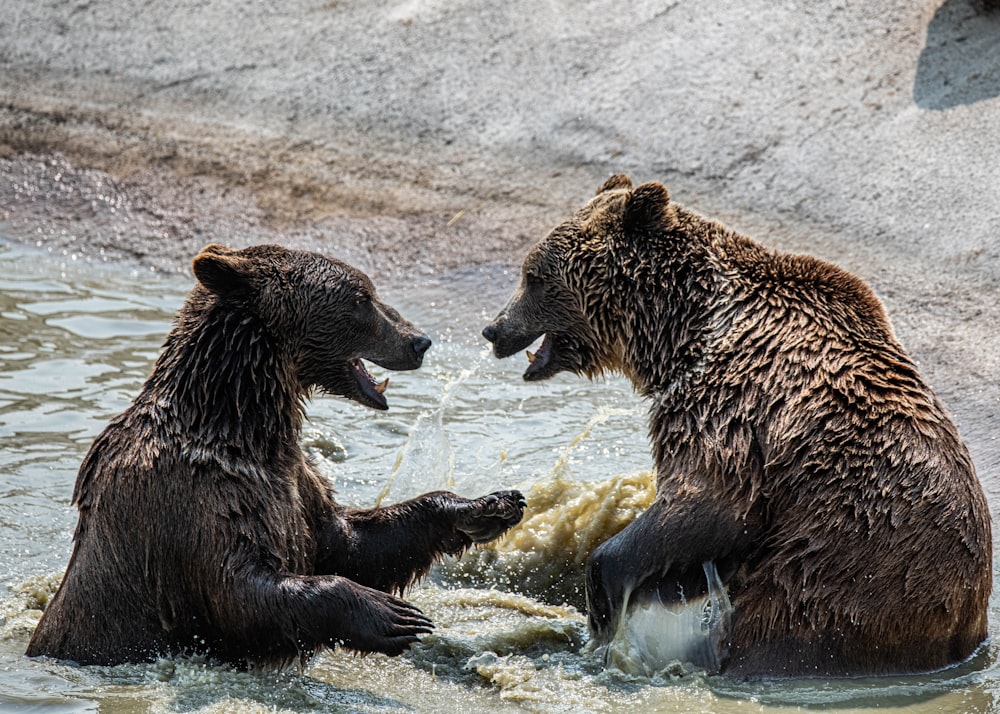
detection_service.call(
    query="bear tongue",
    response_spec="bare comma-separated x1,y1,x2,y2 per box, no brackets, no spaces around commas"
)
524,334,554,379
350,359,389,410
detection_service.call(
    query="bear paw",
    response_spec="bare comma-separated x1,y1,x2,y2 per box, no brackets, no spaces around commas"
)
332,584,434,656
454,490,527,544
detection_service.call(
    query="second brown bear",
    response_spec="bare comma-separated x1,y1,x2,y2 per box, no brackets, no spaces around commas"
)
484,175,991,678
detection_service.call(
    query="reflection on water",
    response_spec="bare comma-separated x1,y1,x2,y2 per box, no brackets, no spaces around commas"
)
1,238,999,713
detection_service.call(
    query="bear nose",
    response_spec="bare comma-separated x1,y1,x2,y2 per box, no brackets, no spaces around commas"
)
482,324,497,343
412,334,432,358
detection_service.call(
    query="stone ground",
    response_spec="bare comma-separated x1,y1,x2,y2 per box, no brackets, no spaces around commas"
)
2,0,1000,483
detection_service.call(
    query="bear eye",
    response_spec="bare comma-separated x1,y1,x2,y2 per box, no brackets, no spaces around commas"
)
350,295,372,322
525,272,543,288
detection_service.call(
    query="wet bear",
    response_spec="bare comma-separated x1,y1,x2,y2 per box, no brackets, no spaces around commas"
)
27,243,525,667
483,175,991,678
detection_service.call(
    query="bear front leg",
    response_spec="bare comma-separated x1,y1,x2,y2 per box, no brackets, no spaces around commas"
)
319,490,526,594
586,494,753,643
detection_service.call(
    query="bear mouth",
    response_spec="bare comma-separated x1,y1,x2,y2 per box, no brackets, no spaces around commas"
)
523,334,557,381
350,358,390,410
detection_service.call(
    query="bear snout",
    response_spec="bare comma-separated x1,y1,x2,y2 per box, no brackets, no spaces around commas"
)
482,320,541,361
412,334,432,360
363,325,432,372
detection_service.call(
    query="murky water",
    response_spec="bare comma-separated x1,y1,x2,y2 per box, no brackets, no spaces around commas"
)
2,237,1000,713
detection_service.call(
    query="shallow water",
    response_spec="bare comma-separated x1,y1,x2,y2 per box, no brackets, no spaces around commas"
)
2,238,1000,713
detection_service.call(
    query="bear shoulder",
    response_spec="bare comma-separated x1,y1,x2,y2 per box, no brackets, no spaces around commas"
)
710,232,894,344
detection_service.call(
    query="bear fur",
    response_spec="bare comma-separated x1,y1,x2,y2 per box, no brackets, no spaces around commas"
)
27,243,525,667
483,175,992,678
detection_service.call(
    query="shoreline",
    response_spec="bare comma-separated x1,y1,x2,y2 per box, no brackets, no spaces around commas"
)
0,96,572,281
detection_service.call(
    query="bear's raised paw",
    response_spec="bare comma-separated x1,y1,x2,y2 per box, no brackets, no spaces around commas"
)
453,490,526,544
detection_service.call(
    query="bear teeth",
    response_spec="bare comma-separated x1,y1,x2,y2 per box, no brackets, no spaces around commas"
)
375,377,389,394
526,350,536,364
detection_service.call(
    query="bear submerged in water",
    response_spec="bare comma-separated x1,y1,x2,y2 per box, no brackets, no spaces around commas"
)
483,175,991,678
28,243,525,667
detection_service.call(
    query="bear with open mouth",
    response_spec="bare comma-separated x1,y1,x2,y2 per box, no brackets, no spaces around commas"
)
27,243,525,667
483,175,991,678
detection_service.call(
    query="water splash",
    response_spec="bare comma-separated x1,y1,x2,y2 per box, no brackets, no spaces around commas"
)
374,362,482,507
604,561,732,678
434,405,655,608
435,469,654,609
548,406,635,480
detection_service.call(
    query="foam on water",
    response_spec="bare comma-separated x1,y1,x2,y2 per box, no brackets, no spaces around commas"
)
0,573,56,641
436,469,655,608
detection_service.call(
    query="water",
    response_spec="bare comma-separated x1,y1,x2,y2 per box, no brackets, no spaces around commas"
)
607,562,733,678
1,238,999,712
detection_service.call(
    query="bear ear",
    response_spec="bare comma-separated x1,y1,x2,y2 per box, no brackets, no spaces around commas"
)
623,182,672,235
192,246,255,298
197,243,236,257
596,173,633,195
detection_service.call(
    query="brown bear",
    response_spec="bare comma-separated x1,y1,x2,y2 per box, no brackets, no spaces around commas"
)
482,174,992,678
27,243,525,667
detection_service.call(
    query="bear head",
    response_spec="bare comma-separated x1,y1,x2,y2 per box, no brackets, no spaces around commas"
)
483,174,677,383
191,244,430,410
